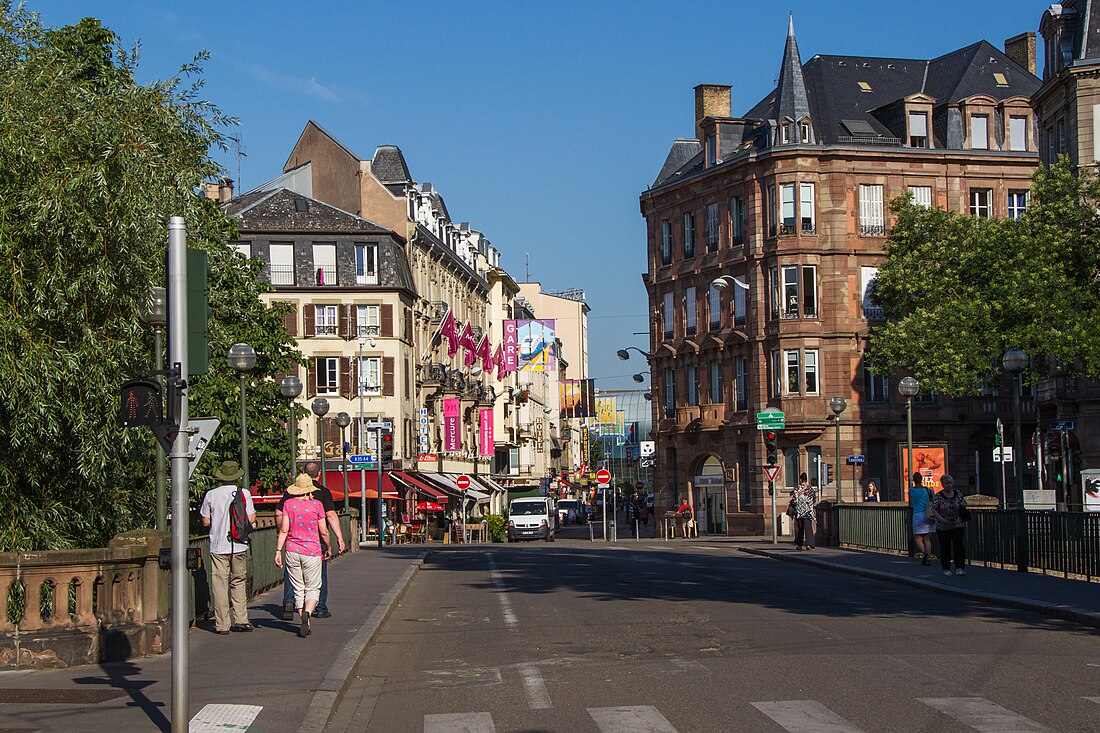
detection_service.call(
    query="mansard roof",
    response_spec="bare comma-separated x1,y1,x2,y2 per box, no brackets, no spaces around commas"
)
372,145,412,184
224,188,396,236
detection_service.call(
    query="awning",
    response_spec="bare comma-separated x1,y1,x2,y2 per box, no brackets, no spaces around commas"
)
475,475,509,494
393,471,448,501
318,469,400,501
420,473,490,504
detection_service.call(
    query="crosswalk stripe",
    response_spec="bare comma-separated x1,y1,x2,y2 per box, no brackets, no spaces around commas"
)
486,553,517,627
424,712,495,733
1087,697,1100,705
669,657,708,672
518,663,551,709
588,705,679,732
751,700,866,733
189,703,263,732
919,697,1050,732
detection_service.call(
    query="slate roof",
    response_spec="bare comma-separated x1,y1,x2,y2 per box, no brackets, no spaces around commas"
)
1043,0,1100,70
372,145,412,184
653,140,702,187
773,15,812,123
224,188,397,236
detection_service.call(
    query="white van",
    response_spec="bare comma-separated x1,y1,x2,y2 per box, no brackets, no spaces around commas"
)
508,497,555,542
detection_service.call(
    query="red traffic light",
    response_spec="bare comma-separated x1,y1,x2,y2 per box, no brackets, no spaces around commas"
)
764,430,777,441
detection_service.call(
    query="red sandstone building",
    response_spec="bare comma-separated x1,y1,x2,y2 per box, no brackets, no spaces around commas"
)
640,19,1042,534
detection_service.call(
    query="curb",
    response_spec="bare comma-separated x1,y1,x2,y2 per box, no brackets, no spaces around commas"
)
297,552,428,733
738,546,1100,631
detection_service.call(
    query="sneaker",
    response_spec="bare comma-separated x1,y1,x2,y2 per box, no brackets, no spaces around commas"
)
955,568,966,576
312,610,332,619
281,603,294,621
943,570,953,577
921,554,930,566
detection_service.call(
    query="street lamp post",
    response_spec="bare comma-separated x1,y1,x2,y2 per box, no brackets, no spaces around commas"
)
336,412,351,511
829,397,847,502
141,286,168,532
312,397,331,496
616,346,652,362
899,377,920,502
1003,348,1029,508
710,275,750,291
228,343,257,494
279,376,302,478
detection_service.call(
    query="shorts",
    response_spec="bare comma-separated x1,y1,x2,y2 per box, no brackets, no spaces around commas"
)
913,517,935,535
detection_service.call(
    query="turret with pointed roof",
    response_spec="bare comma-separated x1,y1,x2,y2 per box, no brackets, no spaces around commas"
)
773,14,812,125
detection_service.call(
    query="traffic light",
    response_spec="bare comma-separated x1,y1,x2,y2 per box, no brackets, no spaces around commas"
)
825,463,834,486
764,430,778,465
380,428,394,468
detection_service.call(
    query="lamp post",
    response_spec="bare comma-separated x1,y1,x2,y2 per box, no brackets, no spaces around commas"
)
829,396,847,502
899,376,920,502
141,286,168,532
616,346,652,361
710,275,750,291
312,397,331,496
228,343,257,495
280,376,302,478
336,412,351,511
632,371,651,383
1003,348,1029,508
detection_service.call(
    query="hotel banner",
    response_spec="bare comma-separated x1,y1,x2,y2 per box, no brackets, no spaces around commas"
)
443,398,462,452
479,408,494,457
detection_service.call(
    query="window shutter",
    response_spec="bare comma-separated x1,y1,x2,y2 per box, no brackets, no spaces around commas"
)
381,304,394,337
383,356,395,396
307,358,317,399
340,357,352,399
338,304,349,339
283,307,298,337
303,304,316,338
404,308,413,343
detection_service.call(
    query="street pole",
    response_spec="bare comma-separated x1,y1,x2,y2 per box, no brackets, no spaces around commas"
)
835,414,842,502
996,418,1007,507
907,398,914,501
167,216,190,733
769,478,777,544
602,485,607,541
341,431,348,512
1013,373,1024,508
239,373,249,493
377,426,384,549
289,408,297,478
154,326,166,532
359,339,367,544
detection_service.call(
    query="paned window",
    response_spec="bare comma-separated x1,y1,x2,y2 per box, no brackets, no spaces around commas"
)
317,357,338,395
706,203,720,252
859,184,885,235
708,285,721,328
359,356,381,396
664,367,675,410
315,304,338,335
706,135,716,165
1008,190,1029,220
780,184,796,233
781,265,799,319
1047,126,1056,163
355,243,378,285
1009,116,1028,152
970,189,992,218
270,242,295,286
767,184,777,236
865,366,889,403
730,197,745,245
663,293,674,338
709,361,723,404
785,350,801,395
909,185,932,209
685,286,697,336
909,111,929,148
861,266,882,320
735,357,749,410
683,213,695,258
661,220,672,265
770,350,782,398
801,265,818,318
800,183,815,233
734,283,747,327
970,114,989,149
1057,118,1066,154
313,243,337,286
687,366,699,406
357,304,380,337
804,350,819,395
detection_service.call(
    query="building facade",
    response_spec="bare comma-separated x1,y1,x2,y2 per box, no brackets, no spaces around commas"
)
640,19,1042,532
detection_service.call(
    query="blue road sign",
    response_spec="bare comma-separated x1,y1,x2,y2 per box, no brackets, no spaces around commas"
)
1050,420,1076,432
349,454,376,465
846,455,866,465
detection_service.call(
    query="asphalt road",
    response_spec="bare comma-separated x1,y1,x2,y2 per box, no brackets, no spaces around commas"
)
328,539,1100,732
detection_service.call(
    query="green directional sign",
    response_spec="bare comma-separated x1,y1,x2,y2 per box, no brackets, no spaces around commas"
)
756,409,785,430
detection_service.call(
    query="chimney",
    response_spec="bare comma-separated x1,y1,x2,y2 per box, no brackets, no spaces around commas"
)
204,178,235,203
1004,32,1036,76
694,84,732,141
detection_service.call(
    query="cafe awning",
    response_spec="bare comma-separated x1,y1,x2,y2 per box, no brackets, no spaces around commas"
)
318,469,400,501
392,471,448,501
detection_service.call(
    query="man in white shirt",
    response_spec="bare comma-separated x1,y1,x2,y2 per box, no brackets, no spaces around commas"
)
200,460,256,634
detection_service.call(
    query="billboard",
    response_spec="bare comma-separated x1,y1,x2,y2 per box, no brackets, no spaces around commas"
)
595,396,617,426
1083,470,1100,513
514,319,557,372
900,443,948,499
560,379,595,419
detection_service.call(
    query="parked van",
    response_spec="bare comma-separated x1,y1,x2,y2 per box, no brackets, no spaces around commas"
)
508,497,555,542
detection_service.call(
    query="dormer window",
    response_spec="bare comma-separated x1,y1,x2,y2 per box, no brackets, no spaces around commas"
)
781,125,790,144
970,114,989,149
706,135,716,166
800,122,810,143
908,111,929,148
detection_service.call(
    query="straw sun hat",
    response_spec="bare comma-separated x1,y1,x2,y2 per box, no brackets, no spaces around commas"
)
287,473,316,496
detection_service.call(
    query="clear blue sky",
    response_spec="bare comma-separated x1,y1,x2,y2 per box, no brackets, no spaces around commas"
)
40,1,1045,389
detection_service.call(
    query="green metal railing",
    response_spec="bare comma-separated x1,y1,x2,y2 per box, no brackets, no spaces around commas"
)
833,504,1100,582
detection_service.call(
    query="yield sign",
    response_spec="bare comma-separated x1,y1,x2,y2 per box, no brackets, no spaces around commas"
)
763,465,781,483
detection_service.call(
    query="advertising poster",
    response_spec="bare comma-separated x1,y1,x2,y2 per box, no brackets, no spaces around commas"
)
479,408,494,457
443,398,461,452
900,444,948,500
503,320,519,372
517,319,557,372
1083,470,1100,512
560,379,596,419
595,396,617,426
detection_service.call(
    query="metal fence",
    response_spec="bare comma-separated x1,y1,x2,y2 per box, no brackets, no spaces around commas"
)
833,504,1100,582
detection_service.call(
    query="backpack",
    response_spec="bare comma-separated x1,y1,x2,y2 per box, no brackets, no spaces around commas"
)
227,487,253,545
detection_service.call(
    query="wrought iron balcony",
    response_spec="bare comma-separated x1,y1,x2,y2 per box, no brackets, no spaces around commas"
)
860,224,887,236
269,264,295,286
801,222,816,234
428,301,449,324
778,223,796,235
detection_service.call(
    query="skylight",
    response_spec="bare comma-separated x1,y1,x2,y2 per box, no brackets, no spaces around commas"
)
294,198,309,212
993,72,1009,87
858,81,873,93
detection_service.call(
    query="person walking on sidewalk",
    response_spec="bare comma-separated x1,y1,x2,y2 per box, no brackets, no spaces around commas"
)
200,461,257,634
928,474,968,576
792,473,816,550
910,473,935,566
275,473,331,637
276,461,345,621
864,481,881,502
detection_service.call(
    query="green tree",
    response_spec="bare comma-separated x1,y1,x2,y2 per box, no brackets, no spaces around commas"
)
0,6,300,551
867,159,1100,396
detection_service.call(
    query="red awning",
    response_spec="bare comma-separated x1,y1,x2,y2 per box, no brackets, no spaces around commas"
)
416,501,446,512
319,469,401,501
393,471,448,501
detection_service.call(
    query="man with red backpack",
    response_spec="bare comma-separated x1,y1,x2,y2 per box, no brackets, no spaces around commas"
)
200,461,257,634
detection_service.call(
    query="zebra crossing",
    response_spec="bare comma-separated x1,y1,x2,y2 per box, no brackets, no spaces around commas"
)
421,696,1098,731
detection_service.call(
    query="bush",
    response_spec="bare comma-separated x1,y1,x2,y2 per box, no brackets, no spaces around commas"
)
485,514,507,543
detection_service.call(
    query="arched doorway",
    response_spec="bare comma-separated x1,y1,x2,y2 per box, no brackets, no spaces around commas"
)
693,455,725,535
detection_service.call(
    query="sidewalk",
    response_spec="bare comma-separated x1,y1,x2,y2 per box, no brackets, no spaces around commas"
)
736,541,1100,630
0,545,426,733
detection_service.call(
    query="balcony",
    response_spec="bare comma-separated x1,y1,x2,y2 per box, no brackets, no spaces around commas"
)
357,324,380,338
313,267,336,286
860,224,887,237
801,222,816,234
863,305,885,321
355,270,379,286
428,301,449,324
269,264,295,286
778,223,796,235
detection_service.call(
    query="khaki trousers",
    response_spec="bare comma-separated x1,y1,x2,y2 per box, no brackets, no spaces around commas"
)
208,551,249,631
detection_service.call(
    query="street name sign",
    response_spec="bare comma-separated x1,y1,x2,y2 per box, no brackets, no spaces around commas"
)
763,465,781,483
349,454,376,465
846,455,866,465
993,447,1014,463
1050,420,1076,431
366,421,393,430
596,469,611,485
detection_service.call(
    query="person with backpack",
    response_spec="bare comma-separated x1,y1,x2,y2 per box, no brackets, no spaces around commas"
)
200,460,257,634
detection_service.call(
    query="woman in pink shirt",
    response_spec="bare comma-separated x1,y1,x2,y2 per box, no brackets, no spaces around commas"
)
275,473,331,637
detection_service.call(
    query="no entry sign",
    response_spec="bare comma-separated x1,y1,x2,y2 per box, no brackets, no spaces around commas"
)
456,475,471,490
596,469,611,485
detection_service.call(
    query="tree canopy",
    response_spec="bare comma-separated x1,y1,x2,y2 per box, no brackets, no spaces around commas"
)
867,159,1100,397
0,5,301,551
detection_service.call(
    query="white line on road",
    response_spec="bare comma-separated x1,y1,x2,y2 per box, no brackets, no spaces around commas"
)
588,705,679,733
189,703,263,732
669,657,708,672
919,697,1051,732
1087,696,1100,704
750,700,866,733
424,712,496,733
517,663,552,709
485,553,517,628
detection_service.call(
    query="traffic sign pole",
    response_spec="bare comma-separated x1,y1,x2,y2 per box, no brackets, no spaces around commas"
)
769,478,777,545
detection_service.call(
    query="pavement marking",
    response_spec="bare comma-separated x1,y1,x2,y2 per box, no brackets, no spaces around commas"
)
750,700,866,733
1087,696,1100,704
669,657,708,672
517,662,552,709
486,553,517,628
588,705,678,732
424,711,496,733
189,703,263,732
919,697,1051,732
424,668,502,688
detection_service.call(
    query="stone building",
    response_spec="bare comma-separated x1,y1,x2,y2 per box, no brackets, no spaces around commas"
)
640,18,1042,532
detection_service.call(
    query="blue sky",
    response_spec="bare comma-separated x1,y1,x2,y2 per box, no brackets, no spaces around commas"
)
39,1,1045,389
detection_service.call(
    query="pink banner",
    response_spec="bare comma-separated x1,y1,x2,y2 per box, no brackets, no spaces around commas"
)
443,398,461,452
479,408,494,456
503,320,518,372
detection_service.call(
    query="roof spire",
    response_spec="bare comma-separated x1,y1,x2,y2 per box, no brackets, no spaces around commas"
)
774,13,811,124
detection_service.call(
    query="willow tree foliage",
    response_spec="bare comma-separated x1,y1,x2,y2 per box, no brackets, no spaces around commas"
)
867,159,1100,397
0,7,300,551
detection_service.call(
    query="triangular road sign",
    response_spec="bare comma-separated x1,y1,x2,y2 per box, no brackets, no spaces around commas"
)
763,465,781,483
186,418,221,478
